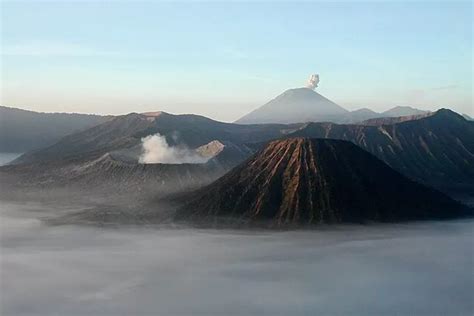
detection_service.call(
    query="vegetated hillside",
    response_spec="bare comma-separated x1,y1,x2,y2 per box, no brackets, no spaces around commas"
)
176,138,468,226
0,106,110,152
288,109,474,194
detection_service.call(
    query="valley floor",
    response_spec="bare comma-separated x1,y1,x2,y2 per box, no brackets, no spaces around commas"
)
1,200,473,316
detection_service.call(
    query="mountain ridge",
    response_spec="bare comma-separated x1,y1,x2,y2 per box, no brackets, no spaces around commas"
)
235,88,429,125
175,138,469,226
0,106,111,152
287,109,474,194
8,108,473,197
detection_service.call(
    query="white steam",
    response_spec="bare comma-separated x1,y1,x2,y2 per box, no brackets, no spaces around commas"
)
306,74,320,90
139,133,208,164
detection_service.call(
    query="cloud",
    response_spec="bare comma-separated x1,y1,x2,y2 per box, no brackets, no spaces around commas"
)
1,202,473,315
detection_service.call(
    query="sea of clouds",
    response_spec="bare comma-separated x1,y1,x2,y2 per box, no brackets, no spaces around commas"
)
1,202,473,316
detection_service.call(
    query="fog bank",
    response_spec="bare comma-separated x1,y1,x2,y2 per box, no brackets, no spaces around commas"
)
1,202,473,316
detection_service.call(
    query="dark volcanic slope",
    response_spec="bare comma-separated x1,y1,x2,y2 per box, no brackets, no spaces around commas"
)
14,113,153,164
176,138,468,225
69,154,224,195
3,153,225,198
359,112,431,126
11,108,473,196
289,109,474,193
14,111,297,165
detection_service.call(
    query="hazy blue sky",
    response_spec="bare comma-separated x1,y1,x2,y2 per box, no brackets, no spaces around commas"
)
1,1,472,121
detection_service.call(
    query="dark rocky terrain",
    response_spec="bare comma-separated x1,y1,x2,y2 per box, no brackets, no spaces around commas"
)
1,106,472,226
0,140,248,204
289,109,474,195
358,112,432,126
176,138,469,226
5,153,222,193
0,151,226,224
0,106,110,153
5,108,474,199
13,112,153,165
337,107,430,125
197,140,255,170
13,111,295,165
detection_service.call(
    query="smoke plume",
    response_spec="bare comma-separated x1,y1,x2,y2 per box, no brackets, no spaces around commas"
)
139,133,208,164
306,74,320,90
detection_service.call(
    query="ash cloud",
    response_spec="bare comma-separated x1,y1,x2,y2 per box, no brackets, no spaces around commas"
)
139,133,208,164
306,74,320,90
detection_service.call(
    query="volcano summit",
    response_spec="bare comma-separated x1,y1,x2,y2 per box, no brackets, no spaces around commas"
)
236,87,349,124
176,138,468,226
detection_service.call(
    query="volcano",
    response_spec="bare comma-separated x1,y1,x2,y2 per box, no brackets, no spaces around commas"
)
176,138,468,225
235,88,349,124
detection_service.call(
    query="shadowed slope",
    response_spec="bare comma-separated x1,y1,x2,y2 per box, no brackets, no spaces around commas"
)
289,109,474,194
13,111,294,165
176,138,468,225
14,113,151,164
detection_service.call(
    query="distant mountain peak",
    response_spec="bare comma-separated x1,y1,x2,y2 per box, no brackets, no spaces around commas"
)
382,106,428,117
391,105,419,110
281,87,320,95
236,88,348,124
430,108,466,121
352,108,377,114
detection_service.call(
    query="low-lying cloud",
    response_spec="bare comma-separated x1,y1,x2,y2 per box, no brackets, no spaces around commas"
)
139,133,208,164
1,202,473,316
